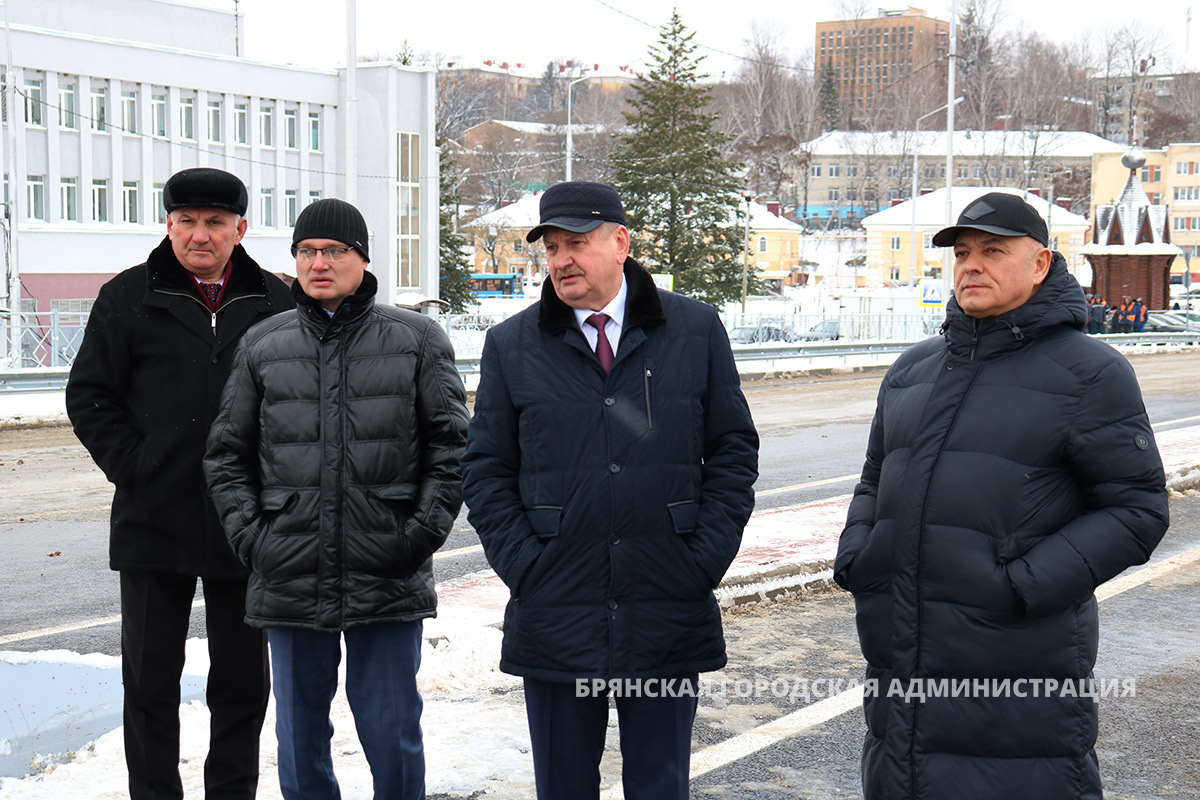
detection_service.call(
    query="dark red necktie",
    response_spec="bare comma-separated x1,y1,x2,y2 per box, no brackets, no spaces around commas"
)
586,313,614,372
198,281,222,304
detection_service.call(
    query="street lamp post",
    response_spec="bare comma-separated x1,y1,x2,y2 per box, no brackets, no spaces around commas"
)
566,73,593,181
741,191,753,313
909,97,963,286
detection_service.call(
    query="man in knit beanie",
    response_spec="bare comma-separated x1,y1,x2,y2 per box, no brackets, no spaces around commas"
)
205,197,469,800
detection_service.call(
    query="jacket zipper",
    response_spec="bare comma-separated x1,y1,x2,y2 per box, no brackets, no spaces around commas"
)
153,288,265,337
644,364,654,429
969,317,980,360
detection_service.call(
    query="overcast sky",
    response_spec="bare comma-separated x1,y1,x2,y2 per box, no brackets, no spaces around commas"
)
206,0,1198,77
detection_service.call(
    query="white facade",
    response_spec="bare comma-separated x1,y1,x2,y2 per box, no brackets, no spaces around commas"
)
1,0,438,314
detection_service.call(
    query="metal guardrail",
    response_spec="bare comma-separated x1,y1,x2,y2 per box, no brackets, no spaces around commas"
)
5,332,1199,394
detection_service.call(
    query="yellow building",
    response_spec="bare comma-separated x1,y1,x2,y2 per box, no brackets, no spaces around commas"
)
861,187,1091,287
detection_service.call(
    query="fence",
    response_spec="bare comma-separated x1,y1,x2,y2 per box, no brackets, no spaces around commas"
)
3,307,948,368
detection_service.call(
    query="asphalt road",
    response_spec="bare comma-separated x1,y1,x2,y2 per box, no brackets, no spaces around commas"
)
1,350,1198,798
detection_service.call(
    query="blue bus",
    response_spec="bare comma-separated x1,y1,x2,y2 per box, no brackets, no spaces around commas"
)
469,273,522,297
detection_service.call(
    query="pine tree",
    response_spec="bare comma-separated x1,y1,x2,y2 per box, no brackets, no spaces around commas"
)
818,64,839,133
611,11,750,307
437,138,476,314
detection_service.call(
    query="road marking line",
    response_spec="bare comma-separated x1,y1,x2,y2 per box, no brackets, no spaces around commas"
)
670,541,1200,786
1152,415,1200,429
1095,544,1200,602
756,474,859,497
0,600,205,646
434,543,483,561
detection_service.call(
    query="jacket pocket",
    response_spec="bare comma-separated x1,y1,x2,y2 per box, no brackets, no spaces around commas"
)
667,500,699,535
526,505,562,540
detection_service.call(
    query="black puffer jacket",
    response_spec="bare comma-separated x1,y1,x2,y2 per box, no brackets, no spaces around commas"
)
203,272,469,630
66,238,293,578
834,253,1169,800
460,260,759,681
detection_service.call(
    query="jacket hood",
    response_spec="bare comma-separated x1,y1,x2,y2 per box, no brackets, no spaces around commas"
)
293,268,378,331
942,251,1086,359
537,257,668,333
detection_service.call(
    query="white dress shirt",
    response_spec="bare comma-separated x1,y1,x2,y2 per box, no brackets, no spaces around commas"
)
573,275,627,358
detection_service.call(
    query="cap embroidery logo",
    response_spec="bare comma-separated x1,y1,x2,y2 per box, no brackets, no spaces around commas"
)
963,200,994,220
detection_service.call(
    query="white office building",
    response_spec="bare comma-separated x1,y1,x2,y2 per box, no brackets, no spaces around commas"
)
1,0,438,322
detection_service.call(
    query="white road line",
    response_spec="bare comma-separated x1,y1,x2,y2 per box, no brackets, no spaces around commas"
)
755,474,859,497
1152,415,1200,429
670,541,1200,786
0,600,205,646
434,543,483,561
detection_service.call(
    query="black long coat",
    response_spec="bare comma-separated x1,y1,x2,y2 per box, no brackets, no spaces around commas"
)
834,253,1169,799
66,237,293,579
460,260,759,681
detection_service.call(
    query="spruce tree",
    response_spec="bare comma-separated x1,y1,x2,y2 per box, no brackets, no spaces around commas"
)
611,11,751,307
437,138,476,313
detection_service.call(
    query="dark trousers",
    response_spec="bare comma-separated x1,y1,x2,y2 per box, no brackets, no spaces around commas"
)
120,571,269,800
523,675,699,800
268,621,426,800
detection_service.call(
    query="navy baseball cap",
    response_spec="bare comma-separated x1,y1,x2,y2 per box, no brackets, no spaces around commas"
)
932,192,1049,247
526,181,627,243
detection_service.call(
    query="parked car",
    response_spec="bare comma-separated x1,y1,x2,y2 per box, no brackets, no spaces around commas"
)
729,325,795,344
800,320,841,341
1143,312,1189,332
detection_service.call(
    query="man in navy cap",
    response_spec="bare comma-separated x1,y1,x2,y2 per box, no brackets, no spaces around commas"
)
67,167,293,800
462,181,759,799
835,191,1168,799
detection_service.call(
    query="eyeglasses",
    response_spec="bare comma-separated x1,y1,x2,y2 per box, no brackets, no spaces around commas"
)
292,246,353,263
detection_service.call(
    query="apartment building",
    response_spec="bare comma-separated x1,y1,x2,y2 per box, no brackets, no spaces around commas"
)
793,129,1122,224
2,0,437,316
815,7,949,123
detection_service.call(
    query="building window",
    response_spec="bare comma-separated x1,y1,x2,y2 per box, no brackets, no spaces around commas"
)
260,104,273,147
829,164,840,178
123,181,139,224
91,88,107,132
397,131,421,288
828,188,840,202
957,165,969,179
924,164,936,179
58,82,77,129
1175,186,1200,201
973,165,984,179
260,189,274,227
309,190,321,205
179,97,195,140
285,190,298,226
309,111,321,151
988,165,998,179
24,79,43,126
1005,164,1016,179
887,164,898,178
92,179,108,222
235,103,248,144
890,235,901,250
284,108,297,148
122,91,137,133
1149,192,1161,204
152,93,167,137
27,175,46,220
60,178,77,221
847,164,858,178
208,101,222,143
757,235,768,253
890,267,901,281
153,183,166,223
810,164,822,178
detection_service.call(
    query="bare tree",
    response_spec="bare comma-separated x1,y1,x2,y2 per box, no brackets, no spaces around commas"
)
957,0,1006,131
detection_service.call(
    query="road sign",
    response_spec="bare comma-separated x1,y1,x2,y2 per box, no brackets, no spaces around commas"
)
918,278,945,307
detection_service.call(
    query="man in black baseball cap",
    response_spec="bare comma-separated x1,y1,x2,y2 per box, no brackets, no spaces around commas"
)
67,166,291,799
836,193,1167,800
933,191,1053,319
463,180,758,799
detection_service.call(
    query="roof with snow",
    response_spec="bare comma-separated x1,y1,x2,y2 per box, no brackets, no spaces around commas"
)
862,187,1090,232
1082,169,1179,256
799,130,1125,159
468,195,803,234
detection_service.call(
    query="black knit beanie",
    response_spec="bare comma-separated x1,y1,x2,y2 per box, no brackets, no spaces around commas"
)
292,198,370,262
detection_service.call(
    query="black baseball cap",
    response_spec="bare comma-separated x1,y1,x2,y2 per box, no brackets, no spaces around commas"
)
932,191,1049,247
526,181,627,243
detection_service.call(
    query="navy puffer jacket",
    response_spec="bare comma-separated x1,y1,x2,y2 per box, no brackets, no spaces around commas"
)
834,253,1169,800
461,260,759,681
